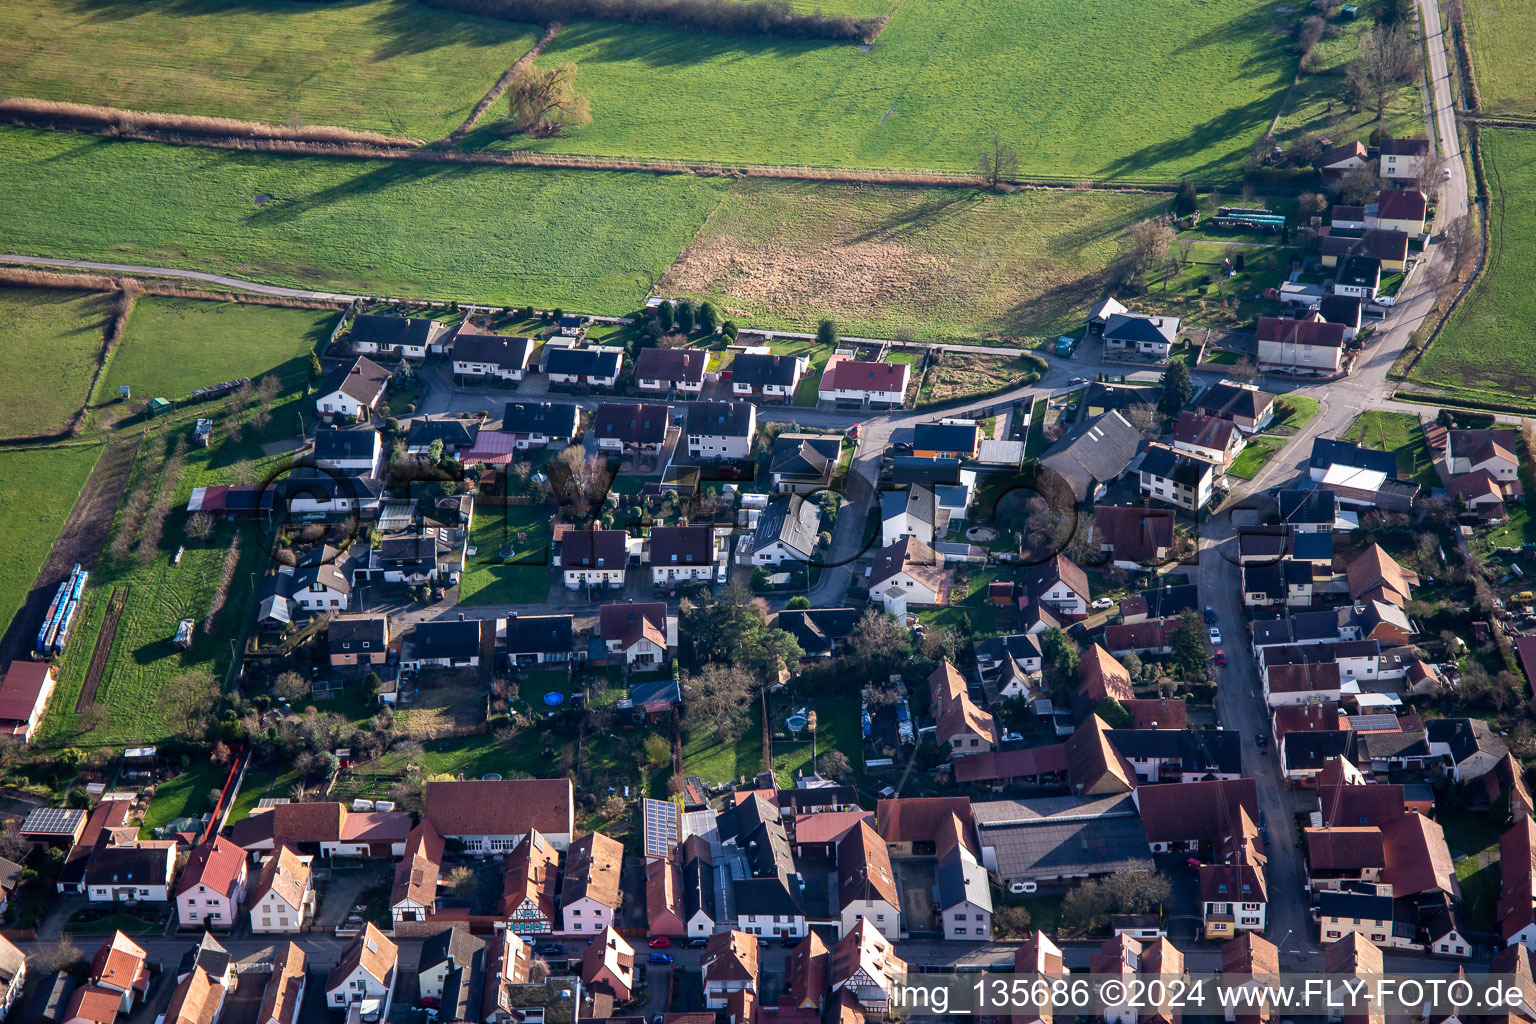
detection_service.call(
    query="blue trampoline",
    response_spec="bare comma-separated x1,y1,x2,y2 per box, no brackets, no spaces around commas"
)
543,691,566,707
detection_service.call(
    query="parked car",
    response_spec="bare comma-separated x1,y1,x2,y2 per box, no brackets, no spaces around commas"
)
1204,606,1216,624
1091,597,1115,610
649,953,675,965
1214,649,1226,667
648,937,671,948
1208,626,1222,644
534,944,564,957
1256,733,1269,748
1261,827,1271,846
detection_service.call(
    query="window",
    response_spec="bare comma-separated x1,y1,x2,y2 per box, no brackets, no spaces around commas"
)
262,918,271,928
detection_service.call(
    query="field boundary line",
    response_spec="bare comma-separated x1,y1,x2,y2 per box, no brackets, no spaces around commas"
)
438,22,563,145
76,586,130,713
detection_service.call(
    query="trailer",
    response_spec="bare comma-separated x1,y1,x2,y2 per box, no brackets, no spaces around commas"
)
194,419,214,448
34,580,70,657
174,619,196,649
52,598,79,655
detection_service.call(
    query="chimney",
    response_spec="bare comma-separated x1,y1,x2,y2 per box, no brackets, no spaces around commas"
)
458,612,466,621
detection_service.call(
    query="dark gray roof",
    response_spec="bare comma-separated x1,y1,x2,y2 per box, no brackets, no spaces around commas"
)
1102,312,1179,346
972,795,1152,881
913,422,980,453
502,401,580,438
753,495,819,557
880,485,937,527
328,616,387,652
1319,294,1363,328
452,330,533,370
594,403,670,446
1192,383,1275,421
1293,532,1334,561
545,347,621,378
421,927,484,973
935,843,992,913
1243,562,1285,600
1040,411,1143,501
314,428,379,464
1357,730,1431,760
1106,728,1242,775
974,632,1046,666
733,875,803,916
407,418,478,448
776,608,859,657
685,401,755,439
1139,445,1211,488
1281,730,1354,770
1317,888,1393,920
770,434,839,480
1279,487,1337,525
1129,584,1201,619
731,353,801,388
1425,717,1505,763
1338,255,1382,288
352,314,437,349
891,456,961,486
1310,439,1398,476
682,853,715,923
506,614,574,655
628,678,682,706
404,619,482,661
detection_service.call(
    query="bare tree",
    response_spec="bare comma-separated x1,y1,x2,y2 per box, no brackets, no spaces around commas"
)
507,63,592,135
1347,25,1422,125
1126,402,1164,439
682,663,757,744
1298,15,1327,66
186,511,215,542
1128,219,1177,282
1335,162,1382,205
977,135,1020,190
1230,357,1258,385
273,671,310,702
36,938,83,974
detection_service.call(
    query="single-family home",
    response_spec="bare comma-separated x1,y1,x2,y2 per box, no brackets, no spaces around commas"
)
561,529,628,590
1378,137,1430,182
284,475,384,521
348,314,446,361
1039,411,1144,503
257,944,307,1024
1318,295,1364,341
67,931,149,1024
867,537,949,616
501,402,581,449
730,353,806,403
501,829,560,933
1444,428,1521,488
880,484,946,547
1092,506,1177,570
1256,315,1348,375
1335,256,1382,300
450,329,534,382
593,402,671,454
325,924,397,1021
752,494,821,565
834,820,901,939
685,401,757,461
399,618,481,671
316,357,390,422
85,842,176,904
0,935,24,1023
1190,382,1277,434
0,661,58,742
645,855,686,938
176,837,248,929
249,846,314,934
417,927,483,1005
702,931,760,1008
1317,141,1368,178
230,801,412,860
1138,443,1216,511
1332,204,1368,231
1026,553,1091,620
769,434,841,494
388,821,443,925
650,525,719,584
1102,312,1180,360
424,778,575,854
935,837,992,941
545,347,622,389
1371,189,1428,236
929,661,998,759
580,927,635,1004
1171,412,1244,469
404,417,479,457
1309,439,1419,511
327,616,389,668
913,421,982,460
1426,717,1507,782
505,614,577,666
635,348,707,396
1319,230,1409,272
313,428,383,478
1200,855,1268,939
681,838,718,939
818,359,909,408
776,607,859,659
599,602,675,666
560,832,624,935
828,918,908,1015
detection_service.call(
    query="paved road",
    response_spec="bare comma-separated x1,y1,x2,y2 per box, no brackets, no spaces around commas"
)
0,254,363,301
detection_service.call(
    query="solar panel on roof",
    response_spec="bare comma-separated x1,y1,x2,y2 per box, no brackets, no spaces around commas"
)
643,797,682,859
21,806,87,834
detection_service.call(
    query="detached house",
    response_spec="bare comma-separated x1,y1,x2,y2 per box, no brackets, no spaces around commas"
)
769,434,841,494
325,924,397,1022
176,837,248,929
505,614,577,666
316,357,390,422
560,832,624,935
399,618,481,671
451,328,534,382
599,602,675,666
1257,315,1348,375
868,537,950,616
1171,412,1244,469
929,661,998,758
913,422,982,460
545,346,622,389
1102,312,1180,360
1378,136,1430,182
85,843,176,904
1139,443,1216,512
348,314,447,361
818,358,909,408
635,348,707,396
560,529,628,590
314,428,383,478
1371,189,1428,237
593,402,671,454
650,525,719,584
249,847,314,934
1092,507,1176,570
328,616,389,668
880,485,946,547
752,495,820,565
686,401,757,461
501,401,581,449
404,417,478,457
1191,382,1277,434
730,353,806,402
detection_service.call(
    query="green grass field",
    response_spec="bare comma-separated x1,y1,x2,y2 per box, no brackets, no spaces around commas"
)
0,127,729,314
0,443,104,643
1267,394,1321,435
0,289,111,438
662,180,1165,341
100,298,337,404
140,761,226,837
1227,436,1283,480
1412,131,1536,405
1464,0,1536,116
458,503,553,605
1340,410,1437,486
0,0,539,140
492,0,1294,182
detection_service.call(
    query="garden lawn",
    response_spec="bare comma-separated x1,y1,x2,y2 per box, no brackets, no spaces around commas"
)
1464,0,1536,116
0,289,111,438
100,298,337,404
1227,436,1283,480
662,180,1167,342
769,689,862,786
140,761,226,836
500,0,1296,182
0,443,104,644
1266,394,1320,435
227,766,301,823
0,128,729,314
1339,410,1437,487
683,723,763,788
332,731,575,802
458,503,553,606
0,0,539,140
1412,131,1536,407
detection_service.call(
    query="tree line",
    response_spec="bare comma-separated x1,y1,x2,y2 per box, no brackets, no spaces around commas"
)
423,0,886,44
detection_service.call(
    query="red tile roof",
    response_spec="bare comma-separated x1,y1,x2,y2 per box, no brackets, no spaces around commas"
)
176,836,245,899
1256,316,1348,348
425,779,574,838
823,359,908,395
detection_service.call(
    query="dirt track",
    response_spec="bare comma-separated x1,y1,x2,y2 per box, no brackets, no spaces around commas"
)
0,436,138,667
76,586,129,713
